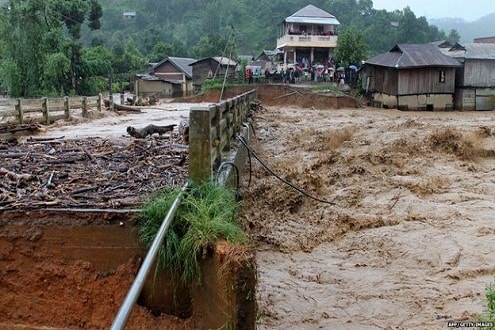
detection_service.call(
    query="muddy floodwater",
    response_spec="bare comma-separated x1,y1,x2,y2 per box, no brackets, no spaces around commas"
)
12,101,212,141
238,106,495,329
2,97,495,329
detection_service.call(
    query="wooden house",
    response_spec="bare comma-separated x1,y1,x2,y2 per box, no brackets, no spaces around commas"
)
256,49,284,73
189,56,238,90
123,12,136,20
443,43,495,110
135,56,195,98
361,44,461,110
474,36,495,44
238,55,256,64
134,74,177,98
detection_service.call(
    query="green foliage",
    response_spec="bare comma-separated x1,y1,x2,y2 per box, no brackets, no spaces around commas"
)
90,0,450,59
481,282,495,328
81,76,107,95
201,79,227,90
111,38,147,74
76,46,112,94
0,0,103,97
80,46,113,76
201,78,245,92
0,59,22,96
148,41,174,63
42,52,71,95
0,0,458,96
334,27,368,67
193,34,229,59
447,29,461,44
139,181,245,285
88,0,103,30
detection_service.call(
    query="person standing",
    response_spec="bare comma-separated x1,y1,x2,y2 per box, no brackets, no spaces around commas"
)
245,68,253,84
339,72,345,88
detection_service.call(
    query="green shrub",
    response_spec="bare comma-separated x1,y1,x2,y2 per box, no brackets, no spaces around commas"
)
482,282,495,329
201,78,246,91
139,180,245,285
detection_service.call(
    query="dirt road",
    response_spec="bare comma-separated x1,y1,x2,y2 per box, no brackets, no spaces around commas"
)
238,106,495,329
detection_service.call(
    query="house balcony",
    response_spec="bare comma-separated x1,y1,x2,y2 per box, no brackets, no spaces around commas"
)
276,34,338,49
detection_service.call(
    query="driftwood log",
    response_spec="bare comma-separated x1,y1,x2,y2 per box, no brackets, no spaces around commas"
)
114,103,142,113
127,124,177,139
0,137,188,211
0,123,46,134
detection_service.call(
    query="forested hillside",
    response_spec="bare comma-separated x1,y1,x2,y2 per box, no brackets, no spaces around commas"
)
0,0,462,97
430,13,495,42
92,0,458,58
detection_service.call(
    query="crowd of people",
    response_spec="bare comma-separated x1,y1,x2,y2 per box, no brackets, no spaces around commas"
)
288,29,337,37
244,57,355,87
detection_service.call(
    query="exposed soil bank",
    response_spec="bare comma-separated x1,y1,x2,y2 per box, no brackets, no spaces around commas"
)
0,213,255,329
0,214,194,329
184,84,360,109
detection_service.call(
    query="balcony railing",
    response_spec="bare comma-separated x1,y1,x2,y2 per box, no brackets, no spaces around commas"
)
277,34,338,48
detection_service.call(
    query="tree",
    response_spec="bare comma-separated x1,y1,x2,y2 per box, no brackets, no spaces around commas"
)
149,42,175,63
193,34,229,58
2,0,51,96
447,29,461,44
0,0,102,96
333,27,368,67
77,46,112,94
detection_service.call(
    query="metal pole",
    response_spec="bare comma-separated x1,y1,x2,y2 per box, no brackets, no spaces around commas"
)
111,183,188,330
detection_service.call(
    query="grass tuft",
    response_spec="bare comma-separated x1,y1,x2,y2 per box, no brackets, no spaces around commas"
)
481,281,495,329
139,181,245,285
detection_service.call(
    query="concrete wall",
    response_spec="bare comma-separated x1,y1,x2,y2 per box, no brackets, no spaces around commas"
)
398,94,453,111
135,80,173,97
455,88,495,110
372,93,397,108
372,93,454,110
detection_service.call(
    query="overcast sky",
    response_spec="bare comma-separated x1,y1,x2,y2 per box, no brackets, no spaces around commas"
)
372,0,495,21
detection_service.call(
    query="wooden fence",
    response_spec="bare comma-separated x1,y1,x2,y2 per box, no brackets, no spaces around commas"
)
188,90,256,184
0,94,103,125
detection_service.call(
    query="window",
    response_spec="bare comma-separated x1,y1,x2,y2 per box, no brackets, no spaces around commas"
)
439,70,445,83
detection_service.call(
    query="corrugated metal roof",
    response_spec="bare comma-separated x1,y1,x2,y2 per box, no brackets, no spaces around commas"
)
212,56,238,66
238,55,255,62
261,49,283,56
135,73,181,84
150,57,196,78
446,42,495,60
285,4,340,25
429,40,452,48
365,44,461,68
189,56,238,67
285,17,340,25
168,57,195,78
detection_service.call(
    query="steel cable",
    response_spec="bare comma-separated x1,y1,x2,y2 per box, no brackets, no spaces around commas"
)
237,136,335,205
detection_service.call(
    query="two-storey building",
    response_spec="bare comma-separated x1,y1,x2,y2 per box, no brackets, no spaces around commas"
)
276,4,340,69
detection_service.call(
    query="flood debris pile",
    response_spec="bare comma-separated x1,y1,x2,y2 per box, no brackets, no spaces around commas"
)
0,136,188,211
